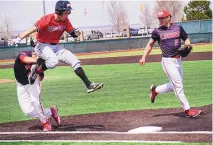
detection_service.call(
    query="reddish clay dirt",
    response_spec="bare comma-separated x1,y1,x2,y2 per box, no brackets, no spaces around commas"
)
0,52,211,69
0,105,211,142
0,51,212,143
80,51,211,65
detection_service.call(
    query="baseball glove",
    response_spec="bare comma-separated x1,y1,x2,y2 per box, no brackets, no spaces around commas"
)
177,45,192,57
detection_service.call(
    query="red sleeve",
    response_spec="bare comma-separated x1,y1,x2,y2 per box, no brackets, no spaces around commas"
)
66,19,74,33
34,15,50,32
19,52,28,63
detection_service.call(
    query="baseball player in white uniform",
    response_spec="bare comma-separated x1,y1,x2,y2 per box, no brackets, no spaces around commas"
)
139,10,201,118
14,50,60,131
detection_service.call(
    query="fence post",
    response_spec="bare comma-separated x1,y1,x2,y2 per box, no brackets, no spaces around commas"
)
86,42,89,53
108,41,110,52
13,47,15,59
199,20,201,33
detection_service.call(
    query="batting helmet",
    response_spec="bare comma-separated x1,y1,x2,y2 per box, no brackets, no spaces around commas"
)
157,10,170,18
55,0,73,15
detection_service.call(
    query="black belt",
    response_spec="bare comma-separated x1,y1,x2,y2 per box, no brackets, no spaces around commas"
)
163,55,181,58
50,43,57,45
171,55,181,59
40,42,57,45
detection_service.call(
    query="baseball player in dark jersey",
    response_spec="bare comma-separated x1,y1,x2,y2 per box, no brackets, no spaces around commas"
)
139,10,201,118
14,51,60,131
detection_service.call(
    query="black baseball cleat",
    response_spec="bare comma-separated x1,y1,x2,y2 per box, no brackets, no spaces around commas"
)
28,65,38,85
87,82,104,93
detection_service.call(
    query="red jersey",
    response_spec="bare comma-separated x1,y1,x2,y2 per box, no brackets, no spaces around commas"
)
35,13,74,44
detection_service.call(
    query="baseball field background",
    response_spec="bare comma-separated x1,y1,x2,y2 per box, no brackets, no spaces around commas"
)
0,43,212,145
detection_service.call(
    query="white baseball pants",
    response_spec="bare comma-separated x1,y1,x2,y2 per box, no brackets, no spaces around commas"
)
155,57,190,110
34,42,81,70
16,77,52,123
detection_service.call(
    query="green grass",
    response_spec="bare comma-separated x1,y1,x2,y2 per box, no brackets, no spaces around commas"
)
0,143,211,145
0,60,211,123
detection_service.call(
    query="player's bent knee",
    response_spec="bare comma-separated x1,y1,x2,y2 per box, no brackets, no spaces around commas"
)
62,50,81,69
46,58,58,69
73,62,81,70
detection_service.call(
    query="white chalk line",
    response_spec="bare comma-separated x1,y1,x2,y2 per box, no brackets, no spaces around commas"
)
1,131,211,143
0,131,212,135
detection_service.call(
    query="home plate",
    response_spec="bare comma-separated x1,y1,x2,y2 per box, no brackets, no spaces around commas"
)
128,126,162,133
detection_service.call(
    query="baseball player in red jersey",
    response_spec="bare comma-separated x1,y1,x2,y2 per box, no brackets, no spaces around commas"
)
139,10,201,118
14,51,60,131
14,0,103,93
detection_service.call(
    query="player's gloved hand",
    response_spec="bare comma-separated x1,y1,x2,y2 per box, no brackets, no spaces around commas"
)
177,44,192,57
14,37,22,46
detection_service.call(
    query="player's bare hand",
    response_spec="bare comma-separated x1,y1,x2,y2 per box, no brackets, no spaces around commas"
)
139,57,146,66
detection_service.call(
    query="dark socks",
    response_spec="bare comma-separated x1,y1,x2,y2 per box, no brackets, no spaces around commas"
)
74,67,91,87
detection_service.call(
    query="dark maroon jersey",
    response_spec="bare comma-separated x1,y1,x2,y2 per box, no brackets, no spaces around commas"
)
151,23,188,57
14,51,33,85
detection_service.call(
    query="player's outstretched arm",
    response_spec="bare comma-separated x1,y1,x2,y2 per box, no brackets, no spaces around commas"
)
14,26,37,46
19,26,37,39
139,39,155,66
19,52,38,64
20,56,37,64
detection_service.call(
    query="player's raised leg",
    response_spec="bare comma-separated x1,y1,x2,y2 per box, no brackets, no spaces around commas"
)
34,42,58,69
150,83,173,103
29,43,59,84
56,48,104,93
